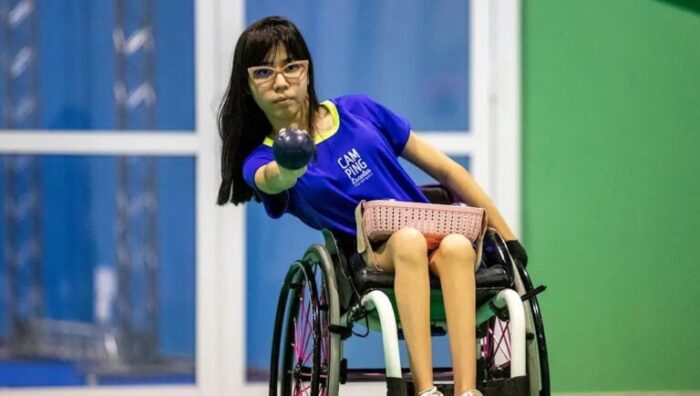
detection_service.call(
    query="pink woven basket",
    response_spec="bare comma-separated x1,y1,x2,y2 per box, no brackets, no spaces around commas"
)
361,200,486,249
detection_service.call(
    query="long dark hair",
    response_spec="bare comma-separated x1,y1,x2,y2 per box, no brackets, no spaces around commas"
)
217,16,321,205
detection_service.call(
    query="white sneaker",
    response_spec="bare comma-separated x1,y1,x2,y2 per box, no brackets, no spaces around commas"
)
417,386,444,396
461,390,483,396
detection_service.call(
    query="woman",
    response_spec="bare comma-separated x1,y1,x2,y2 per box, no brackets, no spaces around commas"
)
217,16,526,396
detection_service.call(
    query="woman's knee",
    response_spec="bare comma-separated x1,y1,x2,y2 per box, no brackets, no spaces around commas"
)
436,234,476,263
388,227,428,265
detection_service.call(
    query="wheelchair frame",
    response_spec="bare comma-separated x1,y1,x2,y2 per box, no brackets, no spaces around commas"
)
268,187,549,396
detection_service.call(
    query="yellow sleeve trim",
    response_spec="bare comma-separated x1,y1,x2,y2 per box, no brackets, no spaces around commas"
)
262,100,340,147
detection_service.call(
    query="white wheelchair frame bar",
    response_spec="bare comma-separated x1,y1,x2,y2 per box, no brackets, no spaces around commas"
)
341,288,526,382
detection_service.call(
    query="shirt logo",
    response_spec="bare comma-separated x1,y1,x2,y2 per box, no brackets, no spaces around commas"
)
337,148,373,186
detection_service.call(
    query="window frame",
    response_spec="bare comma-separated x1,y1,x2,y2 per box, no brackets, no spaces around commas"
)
0,0,216,395
0,0,520,394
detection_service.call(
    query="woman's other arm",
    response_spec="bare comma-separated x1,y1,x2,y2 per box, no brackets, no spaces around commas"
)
401,132,517,241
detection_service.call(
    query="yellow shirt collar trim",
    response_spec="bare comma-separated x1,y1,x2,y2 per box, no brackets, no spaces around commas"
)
262,100,340,147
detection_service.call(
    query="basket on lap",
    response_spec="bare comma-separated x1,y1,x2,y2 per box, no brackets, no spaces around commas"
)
355,200,488,267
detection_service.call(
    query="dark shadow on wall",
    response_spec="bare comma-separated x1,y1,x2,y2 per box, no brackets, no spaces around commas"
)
657,0,700,15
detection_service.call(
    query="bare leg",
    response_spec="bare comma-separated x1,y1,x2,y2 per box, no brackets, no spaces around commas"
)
374,227,433,394
429,234,477,393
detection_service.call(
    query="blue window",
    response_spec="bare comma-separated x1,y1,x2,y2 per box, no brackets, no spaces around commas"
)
246,0,470,131
0,154,196,386
0,0,194,132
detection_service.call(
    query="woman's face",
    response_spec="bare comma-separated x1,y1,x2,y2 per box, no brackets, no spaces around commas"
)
247,45,309,129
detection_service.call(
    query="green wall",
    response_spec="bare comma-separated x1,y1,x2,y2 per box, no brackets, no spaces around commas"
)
522,0,700,392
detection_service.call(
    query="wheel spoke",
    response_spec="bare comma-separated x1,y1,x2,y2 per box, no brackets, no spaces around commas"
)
293,317,301,358
502,322,511,359
482,317,513,380
493,324,505,360
294,379,311,395
300,293,310,356
280,258,337,396
302,306,313,365
498,320,511,359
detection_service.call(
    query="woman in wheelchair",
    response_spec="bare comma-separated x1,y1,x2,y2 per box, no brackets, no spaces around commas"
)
217,16,529,396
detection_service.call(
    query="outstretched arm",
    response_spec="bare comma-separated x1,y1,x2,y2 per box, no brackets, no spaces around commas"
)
401,131,517,241
254,161,307,195
254,128,314,195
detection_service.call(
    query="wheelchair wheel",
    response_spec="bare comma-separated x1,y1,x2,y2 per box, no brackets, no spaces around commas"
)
479,270,549,396
516,263,550,396
479,231,550,396
270,245,340,396
480,316,513,381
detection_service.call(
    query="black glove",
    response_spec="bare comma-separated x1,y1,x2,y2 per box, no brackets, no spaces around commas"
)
505,240,528,268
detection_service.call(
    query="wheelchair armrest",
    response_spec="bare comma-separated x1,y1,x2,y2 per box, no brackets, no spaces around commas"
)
322,229,359,312
322,229,347,271
480,228,518,289
419,184,457,205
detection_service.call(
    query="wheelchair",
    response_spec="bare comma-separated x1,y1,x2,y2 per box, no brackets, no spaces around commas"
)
268,185,549,396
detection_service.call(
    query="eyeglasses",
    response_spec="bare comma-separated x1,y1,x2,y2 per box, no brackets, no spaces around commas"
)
247,60,309,85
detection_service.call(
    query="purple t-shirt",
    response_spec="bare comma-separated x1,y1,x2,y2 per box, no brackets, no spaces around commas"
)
242,95,428,236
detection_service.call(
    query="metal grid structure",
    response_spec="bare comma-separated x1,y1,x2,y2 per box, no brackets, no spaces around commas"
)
1,0,44,357
112,0,160,363
0,0,185,377
1,0,123,364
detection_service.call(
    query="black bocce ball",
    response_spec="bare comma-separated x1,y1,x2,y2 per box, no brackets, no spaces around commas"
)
272,128,315,170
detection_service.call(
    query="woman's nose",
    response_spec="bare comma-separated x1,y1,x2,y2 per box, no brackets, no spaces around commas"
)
272,72,289,90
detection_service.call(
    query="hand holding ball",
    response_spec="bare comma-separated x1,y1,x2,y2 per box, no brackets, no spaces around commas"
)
272,128,315,170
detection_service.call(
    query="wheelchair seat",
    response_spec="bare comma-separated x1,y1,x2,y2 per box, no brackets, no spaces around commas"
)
330,183,518,316
352,264,512,307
